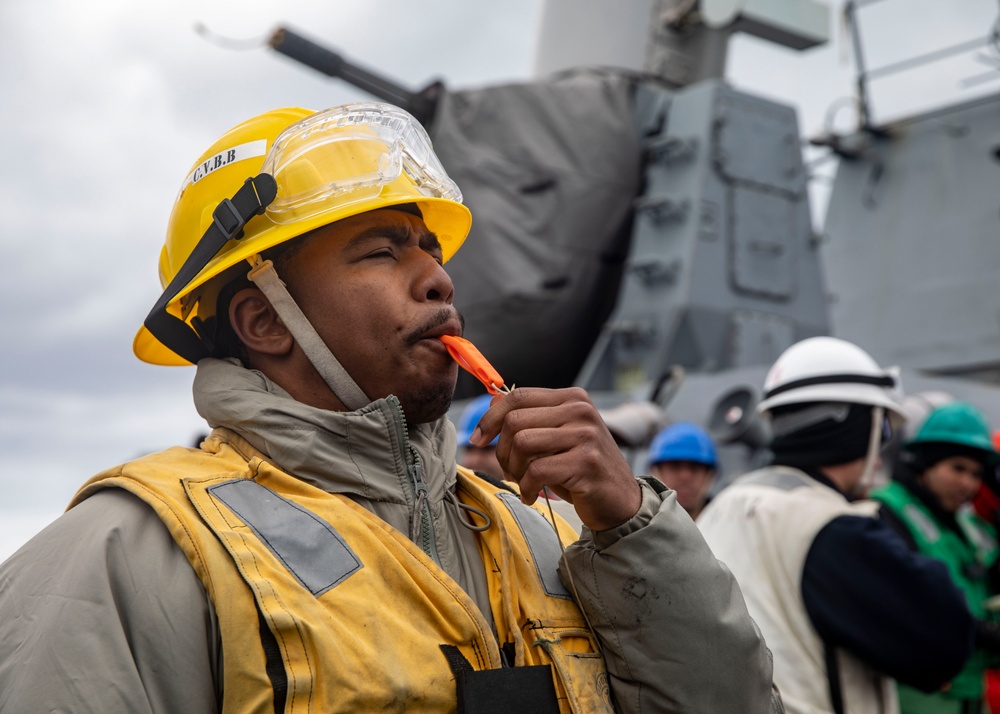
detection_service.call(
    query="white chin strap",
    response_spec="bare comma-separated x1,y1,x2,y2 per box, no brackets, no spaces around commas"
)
858,405,885,496
247,256,371,411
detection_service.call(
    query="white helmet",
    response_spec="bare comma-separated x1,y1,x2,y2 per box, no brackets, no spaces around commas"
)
757,337,904,417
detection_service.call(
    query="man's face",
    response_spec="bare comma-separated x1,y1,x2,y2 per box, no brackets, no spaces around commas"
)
650,461,714,516
280,208,462,423
920,455,984,513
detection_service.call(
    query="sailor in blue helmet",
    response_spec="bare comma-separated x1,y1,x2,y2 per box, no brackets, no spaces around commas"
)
456,393,503,481
648,422,719,520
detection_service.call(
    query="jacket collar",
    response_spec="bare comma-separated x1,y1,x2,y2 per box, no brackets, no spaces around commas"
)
191,358,458,505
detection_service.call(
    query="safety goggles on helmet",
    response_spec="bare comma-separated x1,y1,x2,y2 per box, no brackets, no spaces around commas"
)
261,104,461,225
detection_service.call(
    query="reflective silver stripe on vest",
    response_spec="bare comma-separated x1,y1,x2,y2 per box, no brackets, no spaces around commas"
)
903,503,941,544
209,479,363,596
963,515,993,552
497,492,571,600
738,469,810,492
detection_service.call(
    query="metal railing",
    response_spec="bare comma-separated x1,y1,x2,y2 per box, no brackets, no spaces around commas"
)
845,0,1000,128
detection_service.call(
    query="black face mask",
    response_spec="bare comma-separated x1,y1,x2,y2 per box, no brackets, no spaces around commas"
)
770,402,876,469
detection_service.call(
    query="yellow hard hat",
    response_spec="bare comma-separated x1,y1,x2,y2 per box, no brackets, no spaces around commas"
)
134,103,472,366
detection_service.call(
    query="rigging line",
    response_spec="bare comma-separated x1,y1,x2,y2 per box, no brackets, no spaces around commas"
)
194,23,270,51
540,488,605,659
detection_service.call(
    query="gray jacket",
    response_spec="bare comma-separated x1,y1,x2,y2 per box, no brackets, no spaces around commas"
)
0,359,779,712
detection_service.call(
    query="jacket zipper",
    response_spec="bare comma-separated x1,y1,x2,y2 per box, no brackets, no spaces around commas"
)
389,397,440,565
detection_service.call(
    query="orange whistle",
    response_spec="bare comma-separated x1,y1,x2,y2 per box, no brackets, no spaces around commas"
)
439,335,508,396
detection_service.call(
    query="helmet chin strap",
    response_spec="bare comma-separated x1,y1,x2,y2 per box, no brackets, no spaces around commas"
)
247,256,371,411
857,405,885,496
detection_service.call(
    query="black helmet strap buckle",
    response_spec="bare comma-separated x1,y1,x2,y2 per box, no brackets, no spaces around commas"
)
142,173,278,364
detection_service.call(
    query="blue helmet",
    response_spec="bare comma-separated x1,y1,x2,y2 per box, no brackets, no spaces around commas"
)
457,394,499,447
648,422,718,469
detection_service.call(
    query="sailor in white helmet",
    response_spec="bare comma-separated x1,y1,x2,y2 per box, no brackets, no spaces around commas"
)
698,336,975,714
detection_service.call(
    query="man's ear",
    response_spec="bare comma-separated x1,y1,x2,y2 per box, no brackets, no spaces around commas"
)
229,287,294,356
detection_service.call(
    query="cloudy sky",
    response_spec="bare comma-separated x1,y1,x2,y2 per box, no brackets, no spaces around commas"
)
1,0,995,560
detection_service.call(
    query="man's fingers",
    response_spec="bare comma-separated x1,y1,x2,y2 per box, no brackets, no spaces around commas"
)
494,401,597,464
515,450,602,508
471,387,593,446
467,385,640,529
498,426,582,483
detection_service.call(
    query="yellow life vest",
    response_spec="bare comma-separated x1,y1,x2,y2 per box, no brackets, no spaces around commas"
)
71,432,612,713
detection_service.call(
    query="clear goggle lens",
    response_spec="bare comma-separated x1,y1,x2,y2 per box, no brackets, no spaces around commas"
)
260,103,461,225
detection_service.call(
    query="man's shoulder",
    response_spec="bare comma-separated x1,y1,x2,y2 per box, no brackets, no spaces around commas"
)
728,466,813,491
4,437,248,579
1,489,184,590
702,467,861,553
72,436,254,507
20,489,171,551
122,434,253,476
711,467,842,509
0,489,220,712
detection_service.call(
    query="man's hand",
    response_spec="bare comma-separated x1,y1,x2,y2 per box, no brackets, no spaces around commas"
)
471,387,642,531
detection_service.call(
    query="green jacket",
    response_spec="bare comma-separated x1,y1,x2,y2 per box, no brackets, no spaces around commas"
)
872,481,998,711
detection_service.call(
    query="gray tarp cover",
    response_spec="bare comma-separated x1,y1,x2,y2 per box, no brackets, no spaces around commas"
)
430,72,641,396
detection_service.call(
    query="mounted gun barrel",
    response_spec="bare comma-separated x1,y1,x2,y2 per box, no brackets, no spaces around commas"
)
268,27,439,124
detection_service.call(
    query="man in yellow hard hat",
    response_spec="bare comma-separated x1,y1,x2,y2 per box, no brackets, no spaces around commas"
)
0,103,777,713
